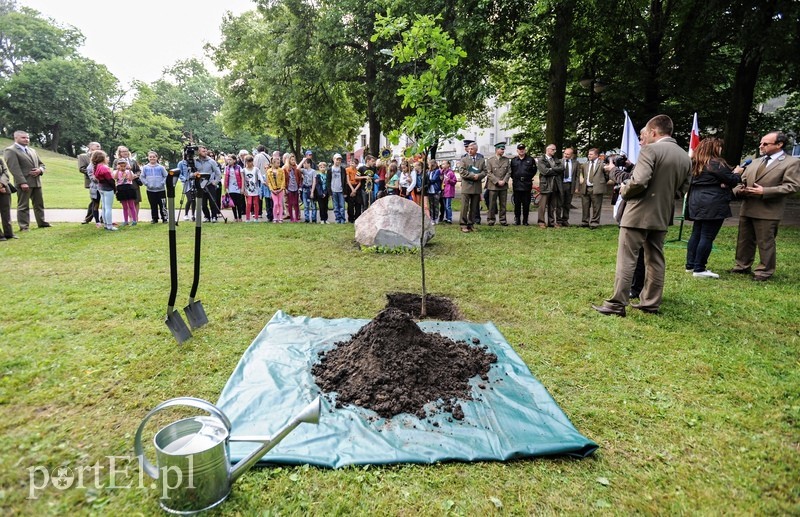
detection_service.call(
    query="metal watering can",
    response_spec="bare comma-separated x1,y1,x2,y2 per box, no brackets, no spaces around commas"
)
134,396,320,514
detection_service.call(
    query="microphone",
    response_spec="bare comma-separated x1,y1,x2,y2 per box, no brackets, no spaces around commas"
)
740,158,752,168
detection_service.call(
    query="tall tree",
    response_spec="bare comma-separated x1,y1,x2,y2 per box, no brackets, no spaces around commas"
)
118,82,183,162
0,57,117,154
0,3,83,78
211,1,361,158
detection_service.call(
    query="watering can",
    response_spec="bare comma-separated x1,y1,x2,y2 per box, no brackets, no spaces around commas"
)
134,396,321,514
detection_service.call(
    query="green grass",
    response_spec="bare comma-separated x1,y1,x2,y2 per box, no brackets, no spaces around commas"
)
0,217,798,515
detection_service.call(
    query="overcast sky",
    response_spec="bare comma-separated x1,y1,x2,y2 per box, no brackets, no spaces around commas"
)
20,0,257,84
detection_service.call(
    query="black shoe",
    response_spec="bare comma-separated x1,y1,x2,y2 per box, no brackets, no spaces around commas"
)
631,303,659,314
592,304,626,317
729,267,751,275
629,291,641,299
752,275,770,282
0,236,5,241
5,234,18,239
500,222,509,226
38,223,52,228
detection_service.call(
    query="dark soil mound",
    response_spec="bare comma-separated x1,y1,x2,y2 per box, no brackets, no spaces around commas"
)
312,307,496,419
385,292,461,321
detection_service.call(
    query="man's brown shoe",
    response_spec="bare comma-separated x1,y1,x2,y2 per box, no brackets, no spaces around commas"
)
631,303,659,314
592,304,626,317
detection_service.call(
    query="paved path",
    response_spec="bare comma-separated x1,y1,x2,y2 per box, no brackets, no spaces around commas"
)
10,198,800,227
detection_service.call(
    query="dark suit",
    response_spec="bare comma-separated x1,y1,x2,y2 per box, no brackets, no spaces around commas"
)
732,152,800,279
510,155,536,224
458,153,487,230
4,144,48,230
536,154,563,226
0,158,13,238
577,159,608,227
559,158,578,225
602,136,691,312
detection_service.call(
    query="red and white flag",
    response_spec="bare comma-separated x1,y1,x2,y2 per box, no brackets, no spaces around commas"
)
688,112,700,157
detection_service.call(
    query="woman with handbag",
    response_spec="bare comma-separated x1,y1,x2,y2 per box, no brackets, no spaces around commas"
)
685,138,744,279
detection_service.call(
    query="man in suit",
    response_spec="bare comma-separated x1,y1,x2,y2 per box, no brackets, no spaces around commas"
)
78,142,101,224
536,143,564,228
458,140,487,233
3,130,50,231
593,114,691,316
558,147,577,226
577,148,607,228
510,143,536,225
0,156,16,240
485,142,511,226
731,131,800,281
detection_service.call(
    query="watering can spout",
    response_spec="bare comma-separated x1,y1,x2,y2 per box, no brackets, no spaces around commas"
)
229,397,321,482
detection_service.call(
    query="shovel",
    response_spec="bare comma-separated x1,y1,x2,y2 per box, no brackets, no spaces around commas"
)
164,170,192,343
184,174,208,329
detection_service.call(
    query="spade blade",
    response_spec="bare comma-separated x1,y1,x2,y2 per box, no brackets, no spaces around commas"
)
165,310,192,344
184,300,208,329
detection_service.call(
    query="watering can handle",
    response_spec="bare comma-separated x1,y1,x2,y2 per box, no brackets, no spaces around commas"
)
134,397,232,479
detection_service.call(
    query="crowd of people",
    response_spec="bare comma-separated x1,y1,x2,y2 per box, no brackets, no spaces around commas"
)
1,124,798,311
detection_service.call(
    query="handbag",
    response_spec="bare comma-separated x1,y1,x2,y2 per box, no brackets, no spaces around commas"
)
314,181,326,199
8,183,17,194
222,193,234,209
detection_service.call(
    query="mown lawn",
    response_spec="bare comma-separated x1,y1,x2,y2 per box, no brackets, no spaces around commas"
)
0,217,797,515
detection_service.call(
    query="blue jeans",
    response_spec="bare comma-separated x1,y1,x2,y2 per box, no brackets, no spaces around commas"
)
302,187,316,222
100,189,114,228
443,197,453,222
332,191,345,223
686,219,724,272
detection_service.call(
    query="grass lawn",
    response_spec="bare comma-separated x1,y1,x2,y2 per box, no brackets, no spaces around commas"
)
0,216,797,515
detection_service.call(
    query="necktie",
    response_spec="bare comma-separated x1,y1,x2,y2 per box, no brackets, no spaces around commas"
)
754,155,770,178
566,161,571,182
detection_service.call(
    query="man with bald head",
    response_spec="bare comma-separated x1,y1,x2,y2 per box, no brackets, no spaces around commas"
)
458,140,487,233
593,114,691,316
4,130,50,230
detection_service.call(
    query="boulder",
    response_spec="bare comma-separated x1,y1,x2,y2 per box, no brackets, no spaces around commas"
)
355,195,435,248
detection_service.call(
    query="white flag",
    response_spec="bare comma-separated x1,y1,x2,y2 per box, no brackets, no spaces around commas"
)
620,111,640,164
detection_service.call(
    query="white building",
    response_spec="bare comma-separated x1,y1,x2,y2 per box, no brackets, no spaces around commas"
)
353,100,521,162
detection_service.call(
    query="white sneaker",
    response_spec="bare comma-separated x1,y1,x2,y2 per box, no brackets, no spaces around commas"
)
183,215,191,221
693,270,719,279
685,268,693,273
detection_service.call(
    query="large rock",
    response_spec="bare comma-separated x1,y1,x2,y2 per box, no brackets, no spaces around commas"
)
355,195,435,248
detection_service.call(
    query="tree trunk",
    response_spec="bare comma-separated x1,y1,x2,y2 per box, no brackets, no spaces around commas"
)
545,3,572,151
642,0,666,120
723,48,763,164
50,123,61,152
366,58,381,158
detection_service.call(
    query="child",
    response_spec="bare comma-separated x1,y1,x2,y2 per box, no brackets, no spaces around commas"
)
114,159,137,226
315,162,329,224
283,154,302,222
300,156,317,223
441,160,457,224
386,163,399,195
92,151,118,231
242,155,262,222
266,156,285,223
411,160,424,207
399,160,413,199
426,159,442,223
223,154,245,222
140,151,168,224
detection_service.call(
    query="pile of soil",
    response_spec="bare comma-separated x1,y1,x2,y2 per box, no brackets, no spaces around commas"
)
312,307,496,419
385,292,461,321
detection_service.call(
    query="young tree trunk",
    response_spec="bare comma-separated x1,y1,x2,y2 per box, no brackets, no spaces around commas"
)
420,149,428,318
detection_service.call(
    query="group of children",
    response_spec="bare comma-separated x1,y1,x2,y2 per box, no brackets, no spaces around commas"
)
87,147,462,230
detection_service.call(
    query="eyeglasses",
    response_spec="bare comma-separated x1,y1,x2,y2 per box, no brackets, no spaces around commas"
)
759,141,777,147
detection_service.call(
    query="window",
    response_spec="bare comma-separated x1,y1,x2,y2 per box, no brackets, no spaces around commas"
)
360,134,367,148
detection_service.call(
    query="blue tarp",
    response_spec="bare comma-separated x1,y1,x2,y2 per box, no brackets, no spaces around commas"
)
217,311,597,468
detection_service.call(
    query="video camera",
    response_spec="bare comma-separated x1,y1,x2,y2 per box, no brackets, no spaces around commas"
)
183,144,199,175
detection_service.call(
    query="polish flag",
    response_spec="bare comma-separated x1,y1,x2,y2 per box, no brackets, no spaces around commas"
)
688,112,700,157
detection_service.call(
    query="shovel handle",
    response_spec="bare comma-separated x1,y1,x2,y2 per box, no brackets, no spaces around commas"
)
134,397,232,480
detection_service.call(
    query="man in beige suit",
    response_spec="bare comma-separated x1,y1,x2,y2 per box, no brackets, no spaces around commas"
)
593,115,691,316
3,131,50,231
485,142,511,226
731,131,800,281
459,140,488,233
577,148,607,228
